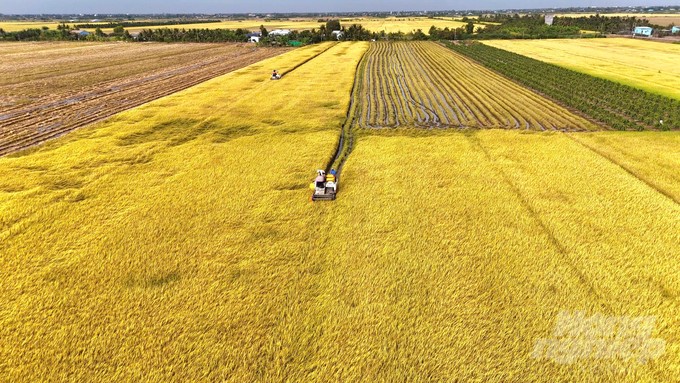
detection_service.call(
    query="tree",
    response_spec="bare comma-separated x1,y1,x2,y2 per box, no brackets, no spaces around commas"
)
428,25,438,38
325,19,341,39
466,22,475,34
326,19,341,32
412,29,427,40
113,25,125,35
344,24,370,41
95,27,105,37
259,25,268,37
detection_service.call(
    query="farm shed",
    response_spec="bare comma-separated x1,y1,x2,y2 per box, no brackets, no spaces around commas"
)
633,26,653,37
70,30,91,38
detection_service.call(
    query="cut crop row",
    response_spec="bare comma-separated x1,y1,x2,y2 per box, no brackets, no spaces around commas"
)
355,42,598,131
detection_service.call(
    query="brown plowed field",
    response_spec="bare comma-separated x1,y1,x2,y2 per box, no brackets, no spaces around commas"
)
0,42,290,155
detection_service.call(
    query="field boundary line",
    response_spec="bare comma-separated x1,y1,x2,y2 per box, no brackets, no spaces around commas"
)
566,133,679,205
280,42,338,78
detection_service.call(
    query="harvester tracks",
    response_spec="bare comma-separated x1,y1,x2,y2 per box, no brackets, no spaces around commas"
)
326,45,369,179
466,132,614,314
0,47,286,156
566,133,680,206
355,42,595,131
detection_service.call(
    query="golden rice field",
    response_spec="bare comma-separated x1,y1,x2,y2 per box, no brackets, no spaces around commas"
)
0,21,64,31
356,41,598,130
0,17,481,34
568,131,680,203
483,38,680,99
0,41,679,381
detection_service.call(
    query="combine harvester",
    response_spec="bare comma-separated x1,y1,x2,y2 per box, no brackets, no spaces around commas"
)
311,169,337,201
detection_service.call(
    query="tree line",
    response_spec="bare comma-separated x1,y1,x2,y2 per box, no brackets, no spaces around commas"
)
0,14,663,43
552,14,655,34
136,28,250,43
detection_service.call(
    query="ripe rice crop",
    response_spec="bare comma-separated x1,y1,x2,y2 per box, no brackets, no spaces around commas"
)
0,39,678,382
0,17,483,35
568,131,680,203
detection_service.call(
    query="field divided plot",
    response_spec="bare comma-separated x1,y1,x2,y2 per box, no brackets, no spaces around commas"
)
0,42,294,156
356,42,598,131
484,38,680,100
449,42,680,131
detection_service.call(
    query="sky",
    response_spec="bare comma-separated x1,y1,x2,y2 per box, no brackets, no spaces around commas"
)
1,0,678,14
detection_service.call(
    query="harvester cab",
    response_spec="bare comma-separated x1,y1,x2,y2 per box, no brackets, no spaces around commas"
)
311,169,337,201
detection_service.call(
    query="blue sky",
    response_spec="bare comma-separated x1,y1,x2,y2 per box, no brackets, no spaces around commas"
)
1,1,677,14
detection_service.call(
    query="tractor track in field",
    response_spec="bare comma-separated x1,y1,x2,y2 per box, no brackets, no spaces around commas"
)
0,47,288,156
566,133,680,206
468,130,671,383
465,132,614,314
325,44,369,179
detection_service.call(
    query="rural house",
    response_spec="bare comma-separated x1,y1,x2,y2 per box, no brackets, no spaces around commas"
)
247,32,261,43
633,26,653,37
69,30,91,39
544,14,555,25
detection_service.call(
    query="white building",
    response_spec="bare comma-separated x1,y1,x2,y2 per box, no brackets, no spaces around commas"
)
633,26,653,37
247,33,261,43
331,30,344,40
545,14,555,26
268,29,291,37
